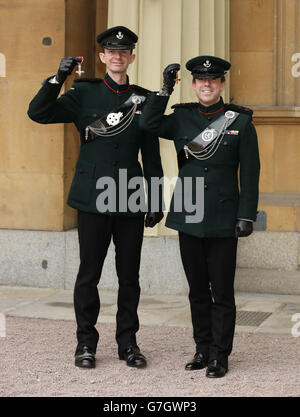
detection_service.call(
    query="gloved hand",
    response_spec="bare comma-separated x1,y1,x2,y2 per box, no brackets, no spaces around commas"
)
145,212,164,228
55,56,81,84
235,220,253,238
159,63,180,96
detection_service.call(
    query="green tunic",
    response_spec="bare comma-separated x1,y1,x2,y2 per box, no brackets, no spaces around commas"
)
140,94,260,237
28,74,164,215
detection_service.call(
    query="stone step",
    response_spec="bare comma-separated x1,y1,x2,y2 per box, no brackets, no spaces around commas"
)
235,267,300,295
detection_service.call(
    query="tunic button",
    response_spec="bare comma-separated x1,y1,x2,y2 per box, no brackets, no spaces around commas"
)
204,167,208,172
207,116,212,121
223,141,228,146
204,184,208,190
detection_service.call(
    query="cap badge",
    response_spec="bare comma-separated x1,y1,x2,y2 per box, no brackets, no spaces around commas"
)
116,31,124,40
203,60,211,68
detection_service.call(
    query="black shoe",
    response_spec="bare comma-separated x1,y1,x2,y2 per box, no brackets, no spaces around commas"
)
185,352,208,371
75,346,96,369
119,346,147,368
206,360,227,378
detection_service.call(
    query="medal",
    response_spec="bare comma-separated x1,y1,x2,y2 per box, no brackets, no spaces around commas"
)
75,56,85,77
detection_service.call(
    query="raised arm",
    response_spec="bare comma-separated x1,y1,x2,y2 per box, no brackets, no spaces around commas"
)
139,63,180,139
27,57,81,125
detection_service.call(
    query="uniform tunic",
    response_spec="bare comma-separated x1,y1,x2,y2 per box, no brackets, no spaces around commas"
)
140,94,260,237
28,74,164,353
28,74,163,215
140,93,260,366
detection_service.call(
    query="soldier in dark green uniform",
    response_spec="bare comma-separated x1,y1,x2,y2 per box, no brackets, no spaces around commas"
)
140,56,260,377
28,26,164,369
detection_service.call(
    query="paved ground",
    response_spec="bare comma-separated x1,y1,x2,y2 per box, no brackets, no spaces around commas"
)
0,285,300,398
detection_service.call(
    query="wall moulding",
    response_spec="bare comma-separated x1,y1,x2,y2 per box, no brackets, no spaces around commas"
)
253,106,300,125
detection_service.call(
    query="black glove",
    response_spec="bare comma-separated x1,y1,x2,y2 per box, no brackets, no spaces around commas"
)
235,220,253,238
55,56,80,84
145,212,164,228
160,63,180,96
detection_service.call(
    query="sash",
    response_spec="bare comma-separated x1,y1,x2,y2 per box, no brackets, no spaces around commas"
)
178,110,239,167
84,93,147,141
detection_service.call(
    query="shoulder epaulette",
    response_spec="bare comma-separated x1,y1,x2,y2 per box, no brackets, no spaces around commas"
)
74,78,103,83
131,84,151,96
224,103,253,116
171,102,199,109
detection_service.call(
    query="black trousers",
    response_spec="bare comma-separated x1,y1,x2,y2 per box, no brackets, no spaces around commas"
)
178,232,238,367
74,210,145,355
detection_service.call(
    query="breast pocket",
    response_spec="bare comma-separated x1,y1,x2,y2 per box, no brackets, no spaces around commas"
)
215,136,239,163
69,160,96,205
80,108,106,129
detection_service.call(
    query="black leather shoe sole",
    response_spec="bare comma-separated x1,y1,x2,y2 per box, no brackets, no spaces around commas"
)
119,347,147,368
75,347,96,369
75,358,95,369
185,353,208,371
119,356,147,368
206,367,227,378
185,361,207,371
126,358,146,368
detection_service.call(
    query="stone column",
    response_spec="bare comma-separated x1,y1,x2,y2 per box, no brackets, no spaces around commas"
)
107,0,230,235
